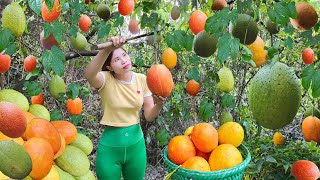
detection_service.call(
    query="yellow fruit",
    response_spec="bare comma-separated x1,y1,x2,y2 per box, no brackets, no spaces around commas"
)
41,165,60,180
184,126,194,136
217,67,234,93
246,36,267,67
2,3,26,37
218,122,244,147
208,144,243,171
0,171,9,179
0,89,29,111
28,104,51,121
273,132,284,145
0,132,24,145
161,48,177,70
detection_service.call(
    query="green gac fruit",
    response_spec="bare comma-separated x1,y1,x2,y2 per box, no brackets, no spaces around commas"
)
220,111,233,125
28,104,51,121
70,32,87,51
70,133,93,155
96,4,111,20
49,75,66,99
193,31,218,58
266,20,279,34
217,67,234,93
231,14,258,45
2,2,26,37
248,62,301,129
0,89,29,111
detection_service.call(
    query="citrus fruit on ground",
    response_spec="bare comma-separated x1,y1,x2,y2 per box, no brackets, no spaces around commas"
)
208,144,243,171
70,133,93,155
49,75,66,99
186,79,200,96
191,123,218,153
232,14,258,45
220,111,233,125
193,30,218,58
302,48,314,64
217,66,234,93
55,145,90,176
161,48,177,70
96,4,111,20
0,140,32,179
42,0,61,23
182,156,210,172
29,104,50,121
189,10,207,35
0,102,27,138
218,122,244,147
0,89,29,111
146,64,174,97
171,5,180,20
273,132,284,145
290,2,318,30
2,2,26,37
167,135,196,165
248,62,301,129
291,160,320,180
71,32,87,50
184,126,194,136
211,0,227,11
0,53,11,73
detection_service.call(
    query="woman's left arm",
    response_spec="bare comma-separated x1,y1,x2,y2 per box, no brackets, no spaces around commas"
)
143,95,167,122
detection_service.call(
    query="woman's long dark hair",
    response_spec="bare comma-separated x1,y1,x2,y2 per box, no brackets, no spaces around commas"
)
101,47,127,71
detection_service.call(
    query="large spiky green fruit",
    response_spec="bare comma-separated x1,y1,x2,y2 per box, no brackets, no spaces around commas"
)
248,62,301,129
217,67,234,93
231,14,258,45
193,31,218,58
2,2,26,37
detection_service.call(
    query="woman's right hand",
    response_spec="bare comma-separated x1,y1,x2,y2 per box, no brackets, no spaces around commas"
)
108,36,127,50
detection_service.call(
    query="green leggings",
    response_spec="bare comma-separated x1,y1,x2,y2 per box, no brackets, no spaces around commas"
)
96,124,147,180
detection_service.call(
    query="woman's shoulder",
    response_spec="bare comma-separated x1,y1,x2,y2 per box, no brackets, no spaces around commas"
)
134,72,147,79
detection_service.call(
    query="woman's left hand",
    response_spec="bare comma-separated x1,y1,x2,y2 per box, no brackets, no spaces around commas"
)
153,95,167,106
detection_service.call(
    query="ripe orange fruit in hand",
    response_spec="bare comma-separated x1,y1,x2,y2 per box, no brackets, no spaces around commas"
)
186,79,200,96
302,48,314,64
42,0,61,23
161,48,177,70
189,10,207,35
0,53,11,74
24,55,37,72
118,0,135,16
78,15,92,32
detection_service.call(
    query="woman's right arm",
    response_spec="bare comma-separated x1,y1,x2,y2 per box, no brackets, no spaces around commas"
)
84,48,112,89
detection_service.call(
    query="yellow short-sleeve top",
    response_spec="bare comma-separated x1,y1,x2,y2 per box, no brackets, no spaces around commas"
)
98,71,152,127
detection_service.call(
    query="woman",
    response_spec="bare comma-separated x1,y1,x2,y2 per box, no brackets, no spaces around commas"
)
84,36,166,180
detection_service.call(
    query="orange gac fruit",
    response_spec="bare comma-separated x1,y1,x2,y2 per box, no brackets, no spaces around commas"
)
195,148,211,161
66,97,83,115
186,79,200,96
128,19,140,34
161,48,177,70
0,53,11,74
191,123,218,153
189,10,207,35
168,135,196,165
23,137,54,180
42,0,61,23
182,156,210,172
23,118,61,154
209,144,243,171
273,132,284,145
302,48,314,64
0,102,27,138
146,64,174,97
78,14,92,33
118,0,134,16
53,134,66,159
302,116,320,144
291,160,320,180
40,30,60,50
51,120,78,144
31,93,44,105
24,55,37,72
211,0,227,11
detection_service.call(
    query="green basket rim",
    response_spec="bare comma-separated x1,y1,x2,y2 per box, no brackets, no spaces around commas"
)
163,144,251,176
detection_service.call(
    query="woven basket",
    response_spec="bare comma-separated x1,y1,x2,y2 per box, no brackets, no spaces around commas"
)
163,144,251,180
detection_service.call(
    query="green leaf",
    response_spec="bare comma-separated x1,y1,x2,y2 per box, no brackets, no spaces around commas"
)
189,55,200,66
301,65,320,98
113,13,124,27
141,1,157,13
28,0,42,15
23,81,42,96
70,115,82,126
42,46,65,76
44,0,54,11
288,2,297,19
267,2,296,24
155,129,171,146
217,33,240,64
199,99,214,120
135,57,145,67
80,87,92,97
68,25,78,38
266,156,277,163
284,36,293,49
311,71,320,98
221,94,235,108
205,8,238,37
97,23,111,39
66,82,81,99
0,29,16,55
187,67,200,82
165,30,194,52
50,109,63,121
